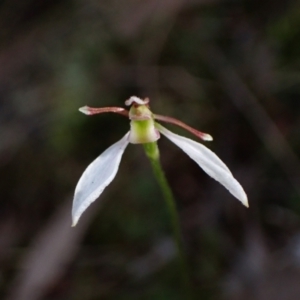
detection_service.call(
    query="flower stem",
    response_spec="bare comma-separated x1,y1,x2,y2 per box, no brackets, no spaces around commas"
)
143,142,193,298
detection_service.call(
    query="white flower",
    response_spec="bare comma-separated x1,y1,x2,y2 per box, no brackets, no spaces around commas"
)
72,96,248,226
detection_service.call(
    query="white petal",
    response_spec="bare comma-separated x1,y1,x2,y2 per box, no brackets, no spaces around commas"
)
125,96,149,106
157,124,248,207
72,132,130,226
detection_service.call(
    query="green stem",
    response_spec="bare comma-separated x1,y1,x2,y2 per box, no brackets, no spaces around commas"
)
143,142,193,298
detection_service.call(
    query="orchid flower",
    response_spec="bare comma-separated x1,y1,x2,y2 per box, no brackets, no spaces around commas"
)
72,96,248,226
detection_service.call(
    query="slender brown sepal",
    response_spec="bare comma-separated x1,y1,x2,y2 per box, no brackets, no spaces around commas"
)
79,106,129,117
153,114,213,141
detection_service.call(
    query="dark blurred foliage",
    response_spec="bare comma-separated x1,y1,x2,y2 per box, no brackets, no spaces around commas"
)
1,0,300,299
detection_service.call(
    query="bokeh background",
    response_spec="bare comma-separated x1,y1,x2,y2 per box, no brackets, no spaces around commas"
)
1,0,300,299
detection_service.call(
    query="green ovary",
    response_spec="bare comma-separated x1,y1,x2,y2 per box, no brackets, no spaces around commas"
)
129,119,160,144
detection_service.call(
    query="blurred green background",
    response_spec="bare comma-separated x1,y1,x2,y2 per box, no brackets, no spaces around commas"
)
1,0,300,299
